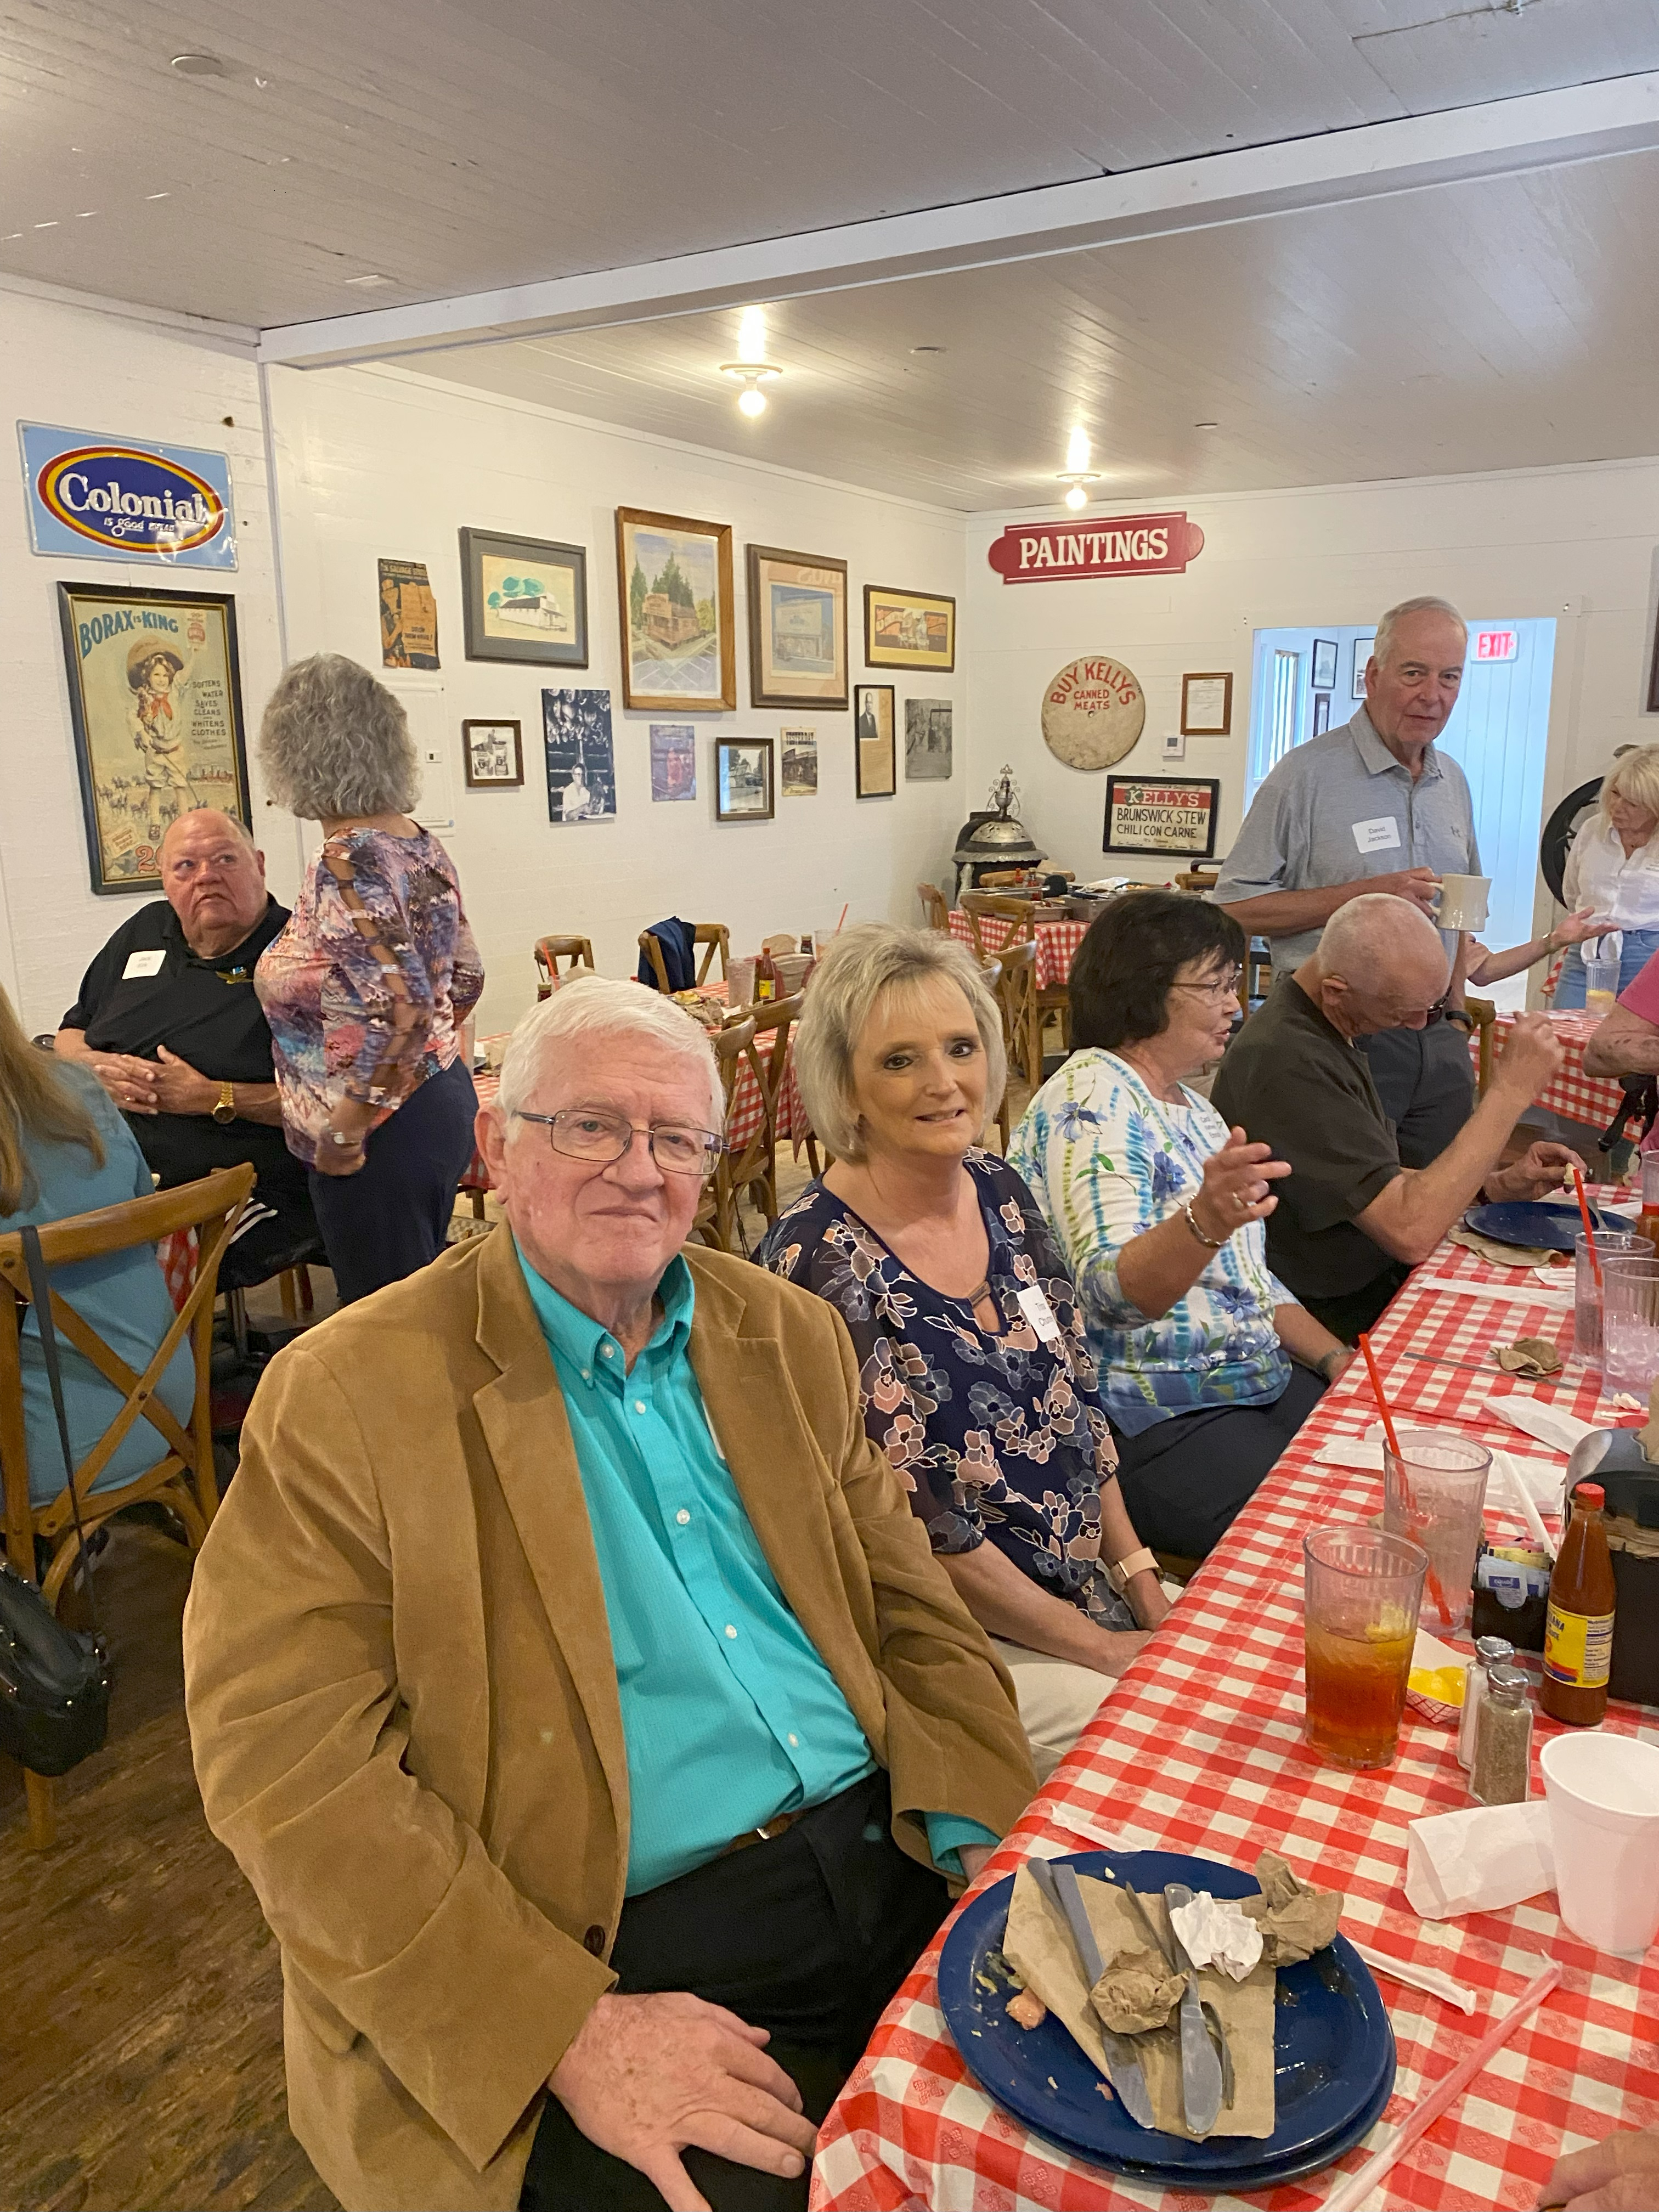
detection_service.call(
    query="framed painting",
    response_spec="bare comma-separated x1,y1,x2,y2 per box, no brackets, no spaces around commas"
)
1103,774,1220,860
616,506,735,711
904,697,952,781
459,528,587,666
1312,692,1331,737
1311,638,1338,692
1180,671,1233,736
1352,637,1374,699
745,543,848,708
716,737,775,822
378,558,439,669
864,584,955,673
461,718,524,788
854,684,896,797
650,722,697,802
780,725,817,796
543,688,616,822
56,581,250,894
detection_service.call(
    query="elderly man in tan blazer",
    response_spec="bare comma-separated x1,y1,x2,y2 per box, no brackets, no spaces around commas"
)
184,974,1036,2212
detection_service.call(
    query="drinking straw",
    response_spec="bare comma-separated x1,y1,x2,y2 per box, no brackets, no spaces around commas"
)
1571,1164,1602,1290
835,902,849,935
1358,1334,1401,1458
1321,1961,1561,2212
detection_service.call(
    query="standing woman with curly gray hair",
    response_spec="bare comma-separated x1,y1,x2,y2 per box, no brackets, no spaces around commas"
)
254,654,483,1303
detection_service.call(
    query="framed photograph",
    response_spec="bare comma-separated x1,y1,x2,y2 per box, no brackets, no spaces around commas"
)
543,688,616,822
1312,692,1331,738
715,738,775,822
1352,636,1374,699
650,722,697,802
904,697,953,781
1180,670,1233,736
1311,639,1338,692
780,725,817,797
746,544,848,708
854,684,896,797
379,558,439,670
461,719,524,788
1649,605,1659,712
55,582,250,895
616,506,735,711
459,528,587,666
1103,774,1220,859
864,584,956,673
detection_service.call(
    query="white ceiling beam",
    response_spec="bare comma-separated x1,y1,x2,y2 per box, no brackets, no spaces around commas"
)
258,71,1659,369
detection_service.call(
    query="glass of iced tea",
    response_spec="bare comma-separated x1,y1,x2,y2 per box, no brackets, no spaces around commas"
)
1303,1525,1429,1770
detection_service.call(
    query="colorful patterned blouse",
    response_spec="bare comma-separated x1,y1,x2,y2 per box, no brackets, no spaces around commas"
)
255,827,483,1167
1009,1049,1293,1438
757,1151,1133,1630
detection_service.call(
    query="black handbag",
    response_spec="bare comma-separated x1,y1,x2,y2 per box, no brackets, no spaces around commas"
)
0,1226,111,1776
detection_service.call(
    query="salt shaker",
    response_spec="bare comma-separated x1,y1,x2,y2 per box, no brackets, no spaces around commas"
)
1458,1634,1514,1770
1470,1663,1533,1806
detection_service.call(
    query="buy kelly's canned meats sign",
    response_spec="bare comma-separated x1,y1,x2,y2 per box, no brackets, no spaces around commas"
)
20,422,237,569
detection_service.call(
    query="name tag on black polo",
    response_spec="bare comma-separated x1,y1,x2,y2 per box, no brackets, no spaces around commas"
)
121,950,166,979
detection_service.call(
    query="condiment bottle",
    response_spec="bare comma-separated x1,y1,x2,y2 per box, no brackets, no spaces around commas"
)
1637,1150,1659,1253
1540,1482,1618,1726
1470,1663,1533,1805
755,946,777,1003
1457,1634,1515,1770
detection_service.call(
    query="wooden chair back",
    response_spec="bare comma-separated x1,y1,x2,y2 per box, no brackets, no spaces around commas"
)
731,991,803,1227
639,923,730,994
958,891,1035,963
534,935,595,998
1174,867,1219,894
991,938,1042,1097
691,1017,760,1254
916,883,950,932
1466,996,1497,1096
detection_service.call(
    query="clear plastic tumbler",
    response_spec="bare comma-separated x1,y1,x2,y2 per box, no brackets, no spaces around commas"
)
1601,1251,1659,1397
1575,1228,1641,1365
1583,955,1620,1017
1304,1525,1428,1769
1381,1432,1491,1635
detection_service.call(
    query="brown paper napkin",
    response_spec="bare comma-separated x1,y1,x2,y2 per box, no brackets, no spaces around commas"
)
1494,1338,1564,1377
1448,1226,1562,1268
1243,1850,1343,1961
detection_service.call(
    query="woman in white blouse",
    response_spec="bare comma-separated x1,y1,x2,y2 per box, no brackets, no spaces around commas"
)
1553,746,1659,1005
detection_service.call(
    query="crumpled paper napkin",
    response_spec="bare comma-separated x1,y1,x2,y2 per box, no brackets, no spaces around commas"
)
1404,1801,1555,1920
1168,1892,1263,1980
1495,1337,1564,1377
1449,1226,1561,1268
1239,1850,1343,1963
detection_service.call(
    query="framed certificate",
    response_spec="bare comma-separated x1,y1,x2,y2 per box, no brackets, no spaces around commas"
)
1180,671,1232,736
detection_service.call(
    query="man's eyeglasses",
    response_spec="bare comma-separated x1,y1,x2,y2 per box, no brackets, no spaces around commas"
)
513,1108,723,1176
1170,964,1244,1004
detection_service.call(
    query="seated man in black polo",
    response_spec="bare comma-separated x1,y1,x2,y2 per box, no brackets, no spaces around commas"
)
55,808,318,1291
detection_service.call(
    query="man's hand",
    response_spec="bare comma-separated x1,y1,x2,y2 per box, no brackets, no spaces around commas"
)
549,1990,817,2212
1191,1127,1291,1241
1483,1141,1578,1205
84,1050,160,1115
1493,1010,1566,1102
1537,2123,1659,2209
1367,867,1442,917
151,1045,221,1115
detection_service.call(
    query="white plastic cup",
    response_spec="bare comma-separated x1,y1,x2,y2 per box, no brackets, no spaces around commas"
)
1540,1733,1659,1954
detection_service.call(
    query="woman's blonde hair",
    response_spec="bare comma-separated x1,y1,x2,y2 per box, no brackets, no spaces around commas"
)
1600,744,1659,831
0,985,105,1216
792,923,1006,1163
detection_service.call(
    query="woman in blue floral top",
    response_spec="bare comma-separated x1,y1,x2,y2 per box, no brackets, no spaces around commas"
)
1009,893,1353,1564
758,926,1169,1781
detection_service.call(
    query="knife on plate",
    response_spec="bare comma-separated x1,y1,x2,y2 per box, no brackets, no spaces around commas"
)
1163,1882,1226,2135
1026,1858,1155,2129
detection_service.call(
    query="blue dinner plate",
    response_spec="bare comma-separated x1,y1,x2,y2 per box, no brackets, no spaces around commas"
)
938,1850,1396,2187
1465,1198,1627,1252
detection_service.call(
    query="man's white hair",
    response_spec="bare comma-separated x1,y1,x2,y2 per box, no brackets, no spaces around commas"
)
1373,595,1466,669
1315,894,1448,996
159,806,257,855
496,972,724,1128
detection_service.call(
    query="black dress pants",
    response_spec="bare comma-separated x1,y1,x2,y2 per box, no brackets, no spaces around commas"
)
1298,1261,1414,1347
307,1057,477,1305
1113,1365,1328,1560
518,1771,951,2212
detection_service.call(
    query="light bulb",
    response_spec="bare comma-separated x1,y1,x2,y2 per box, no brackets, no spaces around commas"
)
738,386,767,417
1064,426,1091,475
1064,482,1087,510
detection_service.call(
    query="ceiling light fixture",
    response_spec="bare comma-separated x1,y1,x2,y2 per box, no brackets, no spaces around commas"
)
910,343,946,354
719,359,782,418
170,51,226,74
345,272,392,287
1056,425,1102,510
1194,419,1219,429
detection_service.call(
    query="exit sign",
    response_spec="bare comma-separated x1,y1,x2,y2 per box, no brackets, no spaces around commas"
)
1475,629,1517,662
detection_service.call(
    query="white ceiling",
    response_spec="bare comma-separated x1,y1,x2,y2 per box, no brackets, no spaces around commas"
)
3,0,1659,329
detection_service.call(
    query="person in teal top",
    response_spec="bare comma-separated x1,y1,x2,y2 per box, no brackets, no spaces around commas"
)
1,987,194,1509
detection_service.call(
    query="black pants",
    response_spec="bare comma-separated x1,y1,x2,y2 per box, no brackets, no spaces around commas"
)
307,1058,477,1305
1299,1261,1414,1347
519,1771,951,2212
1359,1016,1476,1169
1114,1365,1327,1560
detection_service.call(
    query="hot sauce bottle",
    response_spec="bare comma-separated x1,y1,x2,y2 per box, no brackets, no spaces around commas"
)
754,946,778,1003
1539,1482,1618,1727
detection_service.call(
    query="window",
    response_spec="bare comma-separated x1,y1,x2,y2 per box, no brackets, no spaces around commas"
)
1251,648,1301,791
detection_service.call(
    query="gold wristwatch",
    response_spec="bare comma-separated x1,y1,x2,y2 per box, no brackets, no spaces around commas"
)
211,1081,236,1125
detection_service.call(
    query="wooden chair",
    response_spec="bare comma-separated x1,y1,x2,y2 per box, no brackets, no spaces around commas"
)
916,883,950,932
639,924,730,994
0,1163,255,1849
958,891,1034,963
732,992,803,1228
691,1018,761,1255
534,935,596,998
1465,996,1497,1097
1175,867,1219,894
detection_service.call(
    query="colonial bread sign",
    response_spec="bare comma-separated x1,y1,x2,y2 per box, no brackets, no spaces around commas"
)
21,423,237,569
988,512,1204,584
1041,656,1146,770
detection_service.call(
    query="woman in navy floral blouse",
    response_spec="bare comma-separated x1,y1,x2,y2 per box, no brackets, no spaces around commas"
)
758,925,1169,1780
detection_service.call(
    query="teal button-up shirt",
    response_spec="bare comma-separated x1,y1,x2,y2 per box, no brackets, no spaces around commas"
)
517,1242,994,1894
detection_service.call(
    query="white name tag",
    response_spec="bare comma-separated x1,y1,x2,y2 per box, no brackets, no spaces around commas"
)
1015,1284,1064,1346
121,949,166,979
1352,816,1402,855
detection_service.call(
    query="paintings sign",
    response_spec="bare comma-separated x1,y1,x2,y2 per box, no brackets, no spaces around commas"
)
780,725,817,797
864,585,955,673
904,698,952,781
854,685,896,798
379,558,439,670
745,544,848,708
56,583,250,895
716,739,775,822
616,506,735,711
650,723,697,802
543,689,616,823
459,528,587,666
1103,775,1220,860
461,719,524,788
985,514,1205,584
22,422,237,570
1042,656,1146,770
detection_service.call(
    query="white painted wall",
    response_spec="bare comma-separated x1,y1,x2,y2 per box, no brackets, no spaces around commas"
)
266,364,968,1036
0,284,287,1032
964,460,1659,953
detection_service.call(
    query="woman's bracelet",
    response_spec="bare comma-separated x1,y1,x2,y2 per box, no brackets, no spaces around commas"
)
1181,1200,1227,1250
1105,1545,1160,1595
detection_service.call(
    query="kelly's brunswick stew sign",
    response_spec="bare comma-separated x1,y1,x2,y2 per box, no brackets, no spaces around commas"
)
1104,775,1220,859
987,513,1205,583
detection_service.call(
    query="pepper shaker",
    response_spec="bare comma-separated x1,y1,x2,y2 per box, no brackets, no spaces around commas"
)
1458,1634,1514,1770
1470,1663,1533,1807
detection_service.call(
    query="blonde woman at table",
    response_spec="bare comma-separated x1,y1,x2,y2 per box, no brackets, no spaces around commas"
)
1008,892,1357,1567
1549,745,1659,1005
758,924,1169,1783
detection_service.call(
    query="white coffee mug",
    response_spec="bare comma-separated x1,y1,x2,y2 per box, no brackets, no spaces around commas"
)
1434,873,1491,932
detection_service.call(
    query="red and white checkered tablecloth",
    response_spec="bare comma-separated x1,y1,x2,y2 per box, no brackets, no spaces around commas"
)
811,1216,1659,2211
1470,1012,1628,1141
949,910,1086,992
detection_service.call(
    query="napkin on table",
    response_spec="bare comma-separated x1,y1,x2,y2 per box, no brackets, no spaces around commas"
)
1404,1801,1554,1920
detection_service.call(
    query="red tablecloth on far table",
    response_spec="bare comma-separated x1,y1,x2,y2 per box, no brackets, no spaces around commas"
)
1469,1010,1628,1140
810,1216,1659,2211
948,909,1085,991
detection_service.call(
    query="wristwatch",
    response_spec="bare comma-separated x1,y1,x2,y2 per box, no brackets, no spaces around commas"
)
211,1081,236,1125
1104,1546,1160,1594
324,1128,363,1150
